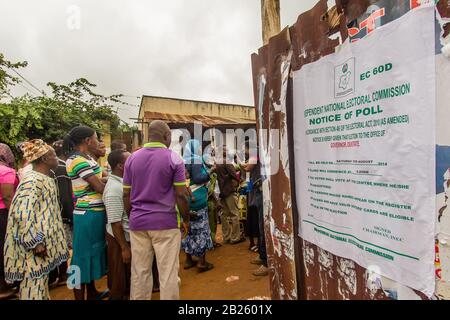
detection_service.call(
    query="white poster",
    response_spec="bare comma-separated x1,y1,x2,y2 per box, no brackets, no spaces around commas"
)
293,5,436,296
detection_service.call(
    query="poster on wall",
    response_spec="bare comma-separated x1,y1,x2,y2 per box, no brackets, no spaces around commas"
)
293,5,436,296
347,0,424,42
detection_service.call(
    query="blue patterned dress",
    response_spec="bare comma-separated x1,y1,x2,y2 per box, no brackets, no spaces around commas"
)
182,139,214,257
182,207,214,257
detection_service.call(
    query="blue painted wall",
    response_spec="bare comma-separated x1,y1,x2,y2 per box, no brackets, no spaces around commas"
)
436,145,450,194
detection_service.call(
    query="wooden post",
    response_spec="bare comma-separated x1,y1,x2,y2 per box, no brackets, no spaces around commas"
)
99,120,111,168
261,0,281,45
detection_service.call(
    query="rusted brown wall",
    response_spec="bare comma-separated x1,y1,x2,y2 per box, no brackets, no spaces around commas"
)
252,0,449,300
252,28,298,299
437,0,450,37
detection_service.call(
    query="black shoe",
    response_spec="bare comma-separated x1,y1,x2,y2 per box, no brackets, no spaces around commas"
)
96,290,110,300
198,262,214,273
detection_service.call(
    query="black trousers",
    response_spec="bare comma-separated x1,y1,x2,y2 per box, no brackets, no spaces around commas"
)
107,234,131,300
0,209,8,285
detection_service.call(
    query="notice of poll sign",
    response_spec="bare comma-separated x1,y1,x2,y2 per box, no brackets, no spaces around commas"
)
293,5,436,296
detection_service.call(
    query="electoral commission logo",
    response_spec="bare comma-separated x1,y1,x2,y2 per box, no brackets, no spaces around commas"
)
334,57,355,98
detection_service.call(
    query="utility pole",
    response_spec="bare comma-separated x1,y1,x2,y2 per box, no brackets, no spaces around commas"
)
261,0,281,45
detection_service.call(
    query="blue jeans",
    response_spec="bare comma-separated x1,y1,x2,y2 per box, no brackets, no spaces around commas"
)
256,192,267,267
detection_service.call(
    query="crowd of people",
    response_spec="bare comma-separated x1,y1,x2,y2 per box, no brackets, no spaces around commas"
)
0,120,267,300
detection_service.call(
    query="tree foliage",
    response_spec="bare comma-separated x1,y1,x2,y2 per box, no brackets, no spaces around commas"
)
0,53,27,99
0,53,130,155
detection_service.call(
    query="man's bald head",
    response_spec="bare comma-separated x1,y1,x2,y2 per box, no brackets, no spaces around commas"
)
148,120,172,147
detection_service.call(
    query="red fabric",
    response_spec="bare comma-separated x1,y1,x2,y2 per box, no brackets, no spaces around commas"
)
0,165,18,209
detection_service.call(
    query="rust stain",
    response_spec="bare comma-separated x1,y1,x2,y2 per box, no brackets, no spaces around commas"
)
437,0,450,37
143,111,255,127
252,28,298,299
335,0,383,23
326,5,343,35
336,0,378,41
290,0,339,72
252,0,445,301
266,28,297,300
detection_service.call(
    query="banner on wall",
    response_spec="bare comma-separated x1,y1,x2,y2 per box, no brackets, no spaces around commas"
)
293,5,436,296
347,0,425,42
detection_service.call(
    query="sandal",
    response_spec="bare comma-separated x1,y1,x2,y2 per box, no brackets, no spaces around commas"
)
96,290,110,300
57,278,68,287
198,262,214,273
184,260,198,270
214,242,222,248
249,245,258,252
49,278,60,290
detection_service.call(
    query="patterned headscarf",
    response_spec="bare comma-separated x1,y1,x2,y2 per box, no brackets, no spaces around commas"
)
22,139,52,163
0,143,15,168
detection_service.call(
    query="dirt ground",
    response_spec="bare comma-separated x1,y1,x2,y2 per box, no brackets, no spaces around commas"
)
50,225,270,300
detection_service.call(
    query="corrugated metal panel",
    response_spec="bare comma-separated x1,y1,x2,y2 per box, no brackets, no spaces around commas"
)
437,0,450,37
143,111,255,127
252,28,298,300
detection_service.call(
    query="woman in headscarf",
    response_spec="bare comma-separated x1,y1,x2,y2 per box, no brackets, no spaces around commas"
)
0,143,19,299
3,139,69,300
64,126,109,300
16,142,33,180
181,139,214,272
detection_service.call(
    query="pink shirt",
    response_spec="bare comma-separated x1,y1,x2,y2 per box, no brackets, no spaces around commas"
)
0,164,18,209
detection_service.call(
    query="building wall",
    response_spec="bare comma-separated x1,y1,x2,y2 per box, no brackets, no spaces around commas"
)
138,96,255,143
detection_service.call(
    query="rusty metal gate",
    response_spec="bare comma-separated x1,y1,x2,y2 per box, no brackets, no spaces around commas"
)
251,0,450,300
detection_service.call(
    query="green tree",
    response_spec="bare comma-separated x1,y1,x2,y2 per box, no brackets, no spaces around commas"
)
0,53,130,155
0,53,27,99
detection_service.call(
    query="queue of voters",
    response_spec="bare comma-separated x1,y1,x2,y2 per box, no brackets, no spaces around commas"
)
0,120,267,300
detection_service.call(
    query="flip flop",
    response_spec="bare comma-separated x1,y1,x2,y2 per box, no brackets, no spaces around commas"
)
198,262,214,273
96,290,110,300
184,260,198,270
57,279,68,287
49,278,60,289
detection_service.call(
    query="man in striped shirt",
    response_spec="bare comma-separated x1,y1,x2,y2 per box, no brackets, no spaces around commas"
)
103,149,131,300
